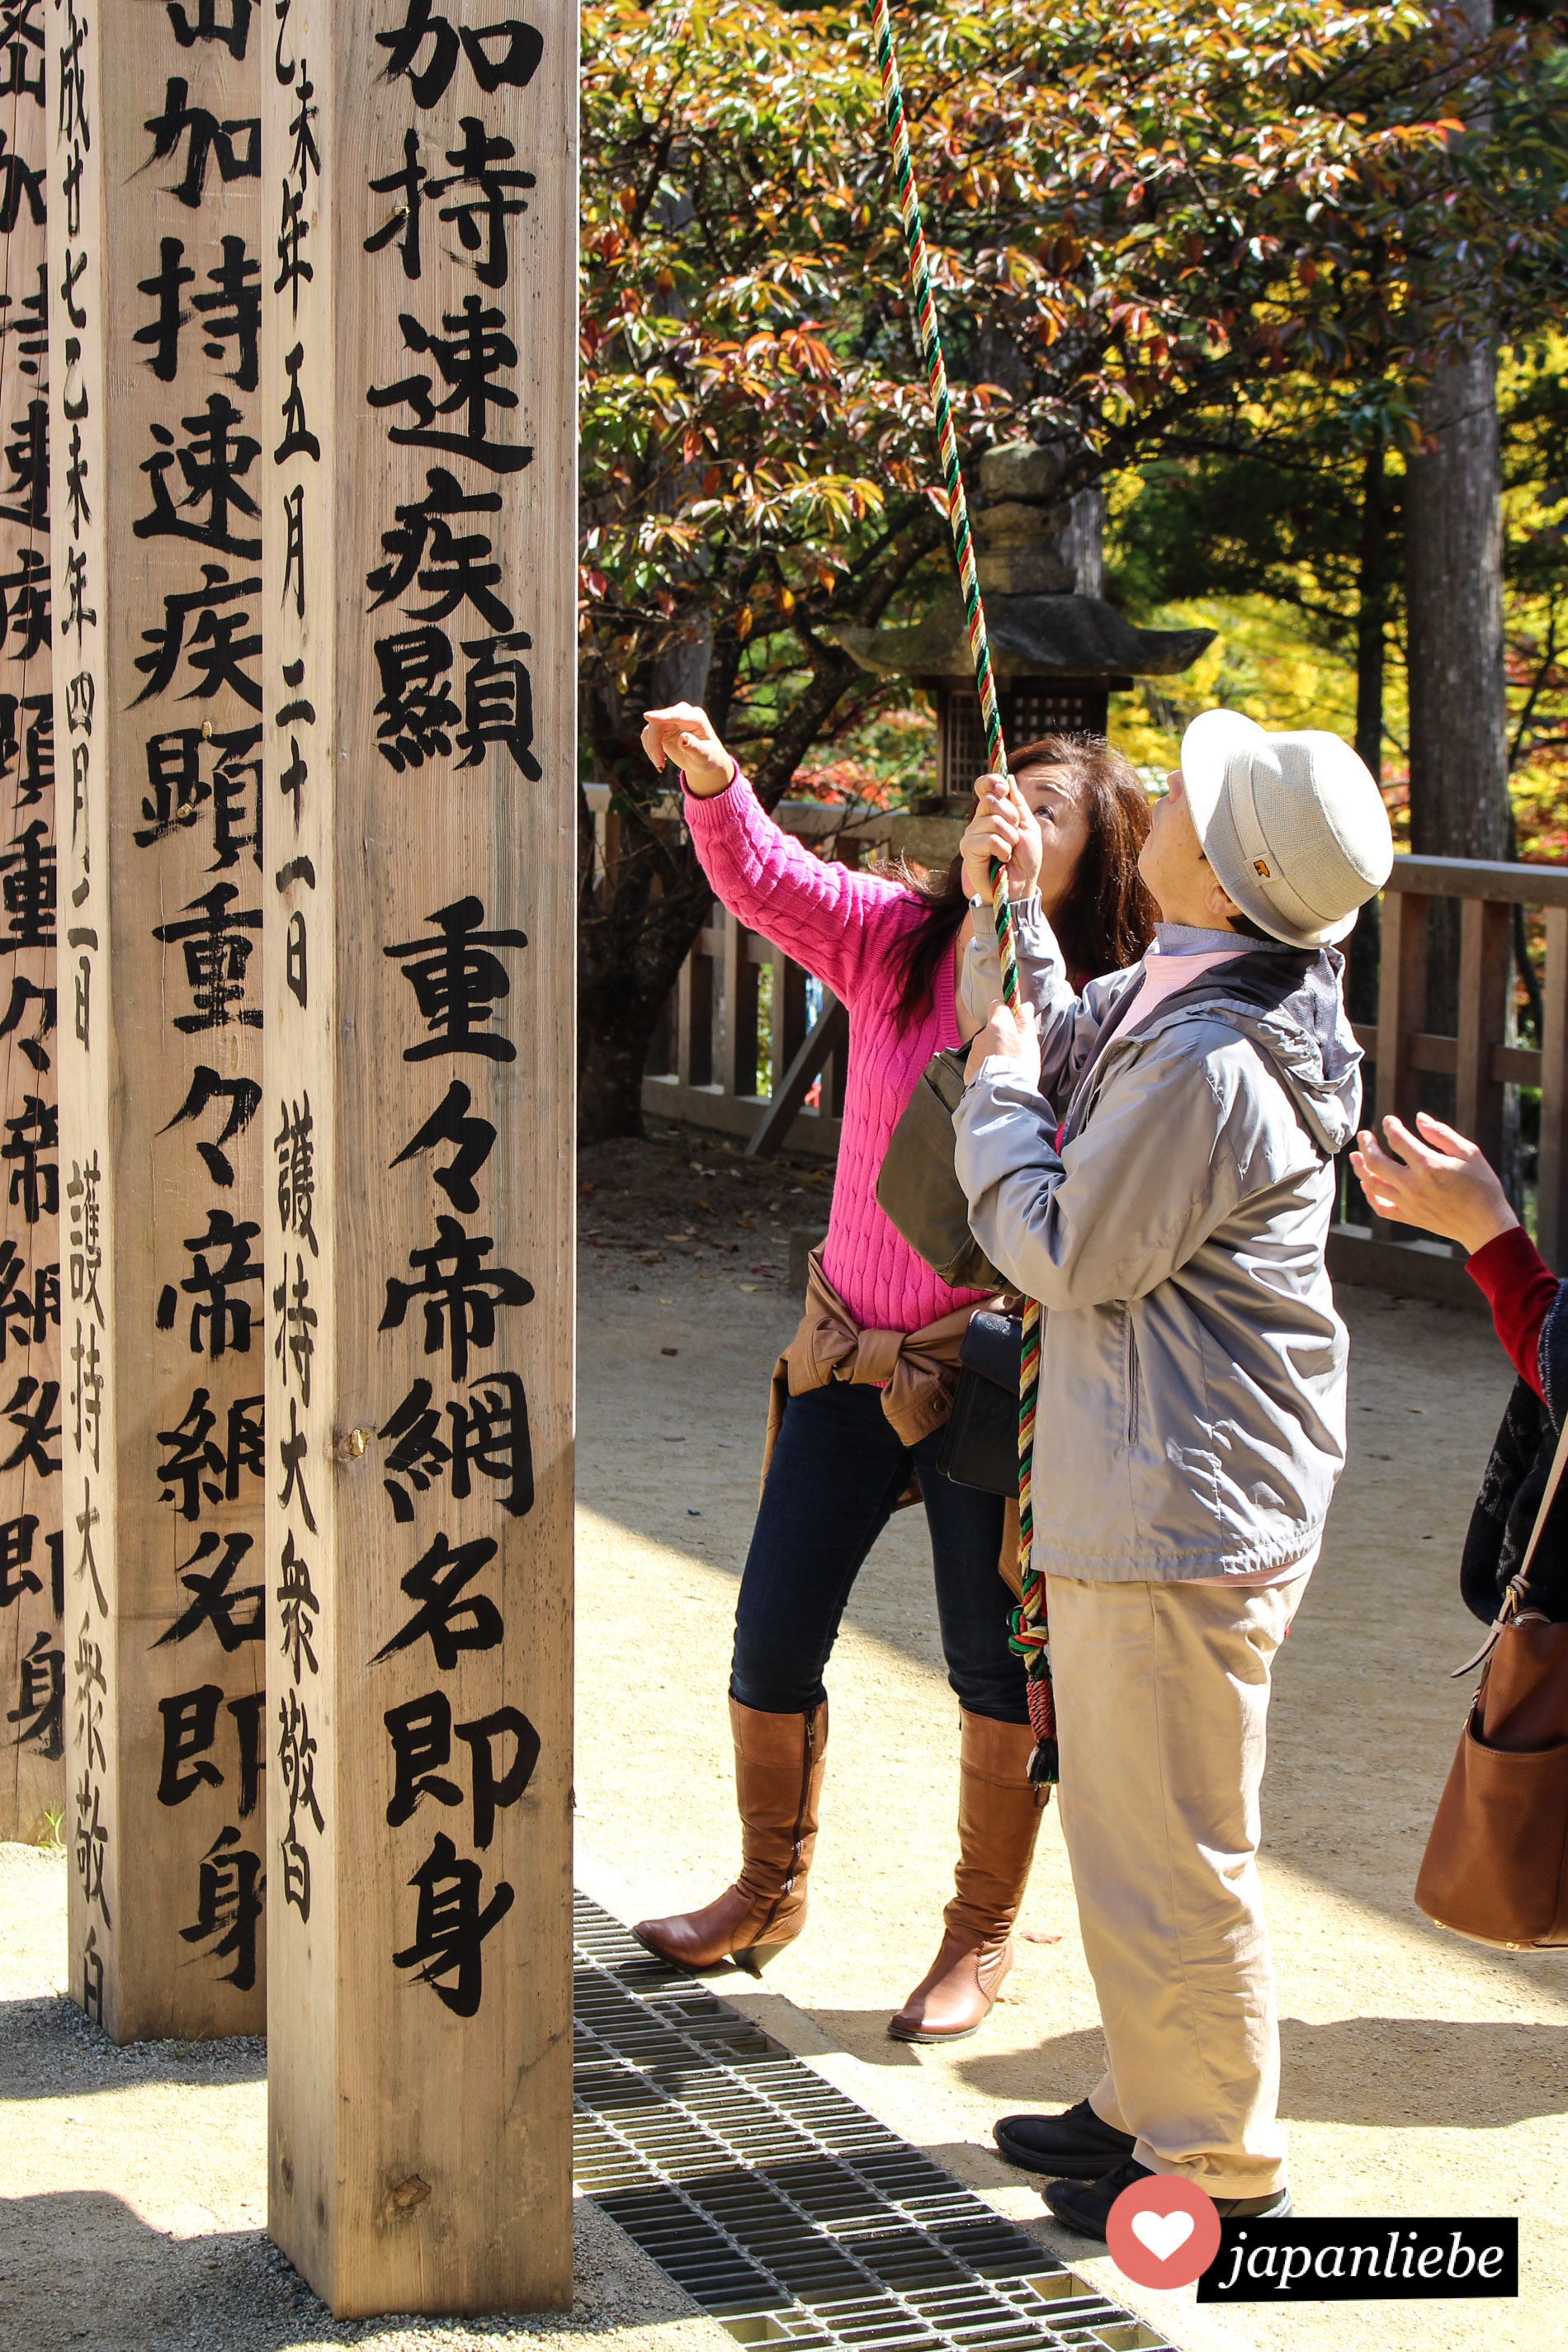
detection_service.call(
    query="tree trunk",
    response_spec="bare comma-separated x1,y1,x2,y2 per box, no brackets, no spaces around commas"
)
1402,0,1507,1043
1346,438,1389,1033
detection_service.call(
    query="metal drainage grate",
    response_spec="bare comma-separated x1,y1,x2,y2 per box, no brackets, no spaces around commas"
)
572,1893,1178,2352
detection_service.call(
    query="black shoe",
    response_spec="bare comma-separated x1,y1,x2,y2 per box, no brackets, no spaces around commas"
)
994,2101,1138,2181
1042,2156,1293,2241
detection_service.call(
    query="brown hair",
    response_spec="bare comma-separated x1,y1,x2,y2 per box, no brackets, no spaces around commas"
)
888,733,1159,1030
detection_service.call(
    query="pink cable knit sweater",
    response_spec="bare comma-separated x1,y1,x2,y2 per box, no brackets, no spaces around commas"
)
684,771,989,1334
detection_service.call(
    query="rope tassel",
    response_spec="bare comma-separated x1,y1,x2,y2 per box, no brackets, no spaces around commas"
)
871,0,1055,1788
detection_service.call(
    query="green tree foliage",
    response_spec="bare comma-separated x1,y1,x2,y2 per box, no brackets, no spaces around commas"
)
577,0,1566,1136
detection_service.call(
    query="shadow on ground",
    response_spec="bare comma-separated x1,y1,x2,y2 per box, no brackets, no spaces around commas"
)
0,1995,267,2100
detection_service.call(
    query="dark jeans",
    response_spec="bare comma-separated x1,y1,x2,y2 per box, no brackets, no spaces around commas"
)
730,1380,1028,1724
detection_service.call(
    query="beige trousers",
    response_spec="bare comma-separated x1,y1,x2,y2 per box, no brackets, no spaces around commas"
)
1047,1569,1310,2200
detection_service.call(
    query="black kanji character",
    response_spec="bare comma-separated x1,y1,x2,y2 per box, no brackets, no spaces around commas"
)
392,1830,512,2017
384,1690,461,1825
287,55,318,186
64,1153,102,1327
63,549,94,646
0,1239,56,1362
134,236,195,383
427,116,534,290
366,464,501,612
160,1065,262,1189
274,1093,318,1257
0,545,48,659
7,1629,61,1757
272,1251,314,1403
0,262,47,381
153,1532,262,1651
66,1319,102,1472
277,1687,323,1918
134,393,261,557
0,975,53,1074
365,128,427,280
145,78,261,210
2,1373,57,1476
371,625,457,772
0,817,53,952
2,1092,55,1221
156,1207,262,1358
275,342,319,464
282,484,305,619
277,1394,315,1533
137,725,262,871
274,178,311,315
276,1528,318,1683
167,0,251,58
375,0,541,106
151,882,262,1032
179,1825,262,1991
379,1369,531,1523
372,1528,502,1667
156,1385,263,1518
133,563,262,709
158,1681,224,1802
0,398,48,529
382,895,527,1062
0,1509,37,1603
390,1079,496,1214
380,1216,532,1381
458,631,539,777
366,296,529,475
0,0,44,103
0,127,43,230
192,234,260,391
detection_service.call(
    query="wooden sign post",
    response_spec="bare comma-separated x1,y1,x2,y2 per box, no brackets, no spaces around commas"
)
262,0,575,2314
49,1,267,2033
0,0,58,1844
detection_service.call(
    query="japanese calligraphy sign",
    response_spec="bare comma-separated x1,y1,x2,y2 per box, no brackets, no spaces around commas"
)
49,0,264,2036
0,0,58,1845
262,0,574,2313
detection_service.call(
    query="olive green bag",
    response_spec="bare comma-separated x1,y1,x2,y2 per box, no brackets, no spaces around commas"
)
876,1047,1006,1292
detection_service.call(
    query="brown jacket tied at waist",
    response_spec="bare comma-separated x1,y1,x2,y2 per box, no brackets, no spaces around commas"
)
763,1249,1021,1595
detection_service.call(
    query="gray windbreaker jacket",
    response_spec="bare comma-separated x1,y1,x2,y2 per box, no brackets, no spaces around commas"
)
954,905,1363,1582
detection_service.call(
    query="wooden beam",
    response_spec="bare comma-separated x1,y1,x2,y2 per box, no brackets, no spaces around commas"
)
50,0,265,2038
0,31,59,1845
748,995,848,1160
1455,897,1510,1172
1540,909,1568,1272
261,0,574,2314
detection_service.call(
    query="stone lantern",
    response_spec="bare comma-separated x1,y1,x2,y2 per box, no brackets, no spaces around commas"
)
834,442,1215,800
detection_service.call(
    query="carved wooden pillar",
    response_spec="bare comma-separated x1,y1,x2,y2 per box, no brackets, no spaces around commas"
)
262,0,575,2312
0,0,58,1843
49,0,265,2035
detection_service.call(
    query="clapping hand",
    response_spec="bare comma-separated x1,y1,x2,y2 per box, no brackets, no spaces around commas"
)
1349,1112,1518,1257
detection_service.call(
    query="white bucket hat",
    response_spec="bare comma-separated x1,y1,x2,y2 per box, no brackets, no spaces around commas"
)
1179,709,1395,948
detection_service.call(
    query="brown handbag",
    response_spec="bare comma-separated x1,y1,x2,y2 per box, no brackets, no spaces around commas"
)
1415,1411,1568,1949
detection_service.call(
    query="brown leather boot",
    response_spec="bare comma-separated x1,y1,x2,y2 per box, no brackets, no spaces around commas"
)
635,1698,828,1975
888,1710,1045,2043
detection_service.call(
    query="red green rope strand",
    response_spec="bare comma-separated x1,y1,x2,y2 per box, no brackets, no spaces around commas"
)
871,0,1055,1782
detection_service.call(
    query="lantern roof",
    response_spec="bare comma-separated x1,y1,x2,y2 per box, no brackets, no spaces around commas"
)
833,593,1214,684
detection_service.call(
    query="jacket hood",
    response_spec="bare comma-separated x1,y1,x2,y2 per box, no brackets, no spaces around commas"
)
1131,945,1363,1158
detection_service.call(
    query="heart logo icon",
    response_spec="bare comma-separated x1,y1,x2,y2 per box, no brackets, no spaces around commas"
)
1130,2208,1195,2264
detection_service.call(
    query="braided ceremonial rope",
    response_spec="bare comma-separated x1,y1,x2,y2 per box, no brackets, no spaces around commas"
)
871,0,1056,1784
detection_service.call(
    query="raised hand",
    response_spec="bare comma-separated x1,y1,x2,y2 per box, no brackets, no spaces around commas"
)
640,702,734,798
1349,1111,1518,1257
961,773,1042,901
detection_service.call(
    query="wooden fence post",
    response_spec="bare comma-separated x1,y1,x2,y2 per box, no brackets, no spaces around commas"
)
1371,888,1428,1242
1539,907,1568,1271
1455,895,1510,1174
262,0,576,2313
0,1,58,1845
49,0,265,2038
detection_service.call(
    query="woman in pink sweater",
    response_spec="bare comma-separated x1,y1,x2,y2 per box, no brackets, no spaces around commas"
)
632,698,1156,2041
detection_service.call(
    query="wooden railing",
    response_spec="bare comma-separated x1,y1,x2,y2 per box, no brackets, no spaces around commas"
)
626,821,1568,1269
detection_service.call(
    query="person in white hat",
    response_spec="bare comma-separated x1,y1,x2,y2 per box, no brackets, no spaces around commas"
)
948,710,1393,2236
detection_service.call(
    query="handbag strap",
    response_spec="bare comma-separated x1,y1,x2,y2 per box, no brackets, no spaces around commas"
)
1451,1400,1568,1679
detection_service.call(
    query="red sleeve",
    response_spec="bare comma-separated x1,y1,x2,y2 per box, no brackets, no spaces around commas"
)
1466,1226,1560,1402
